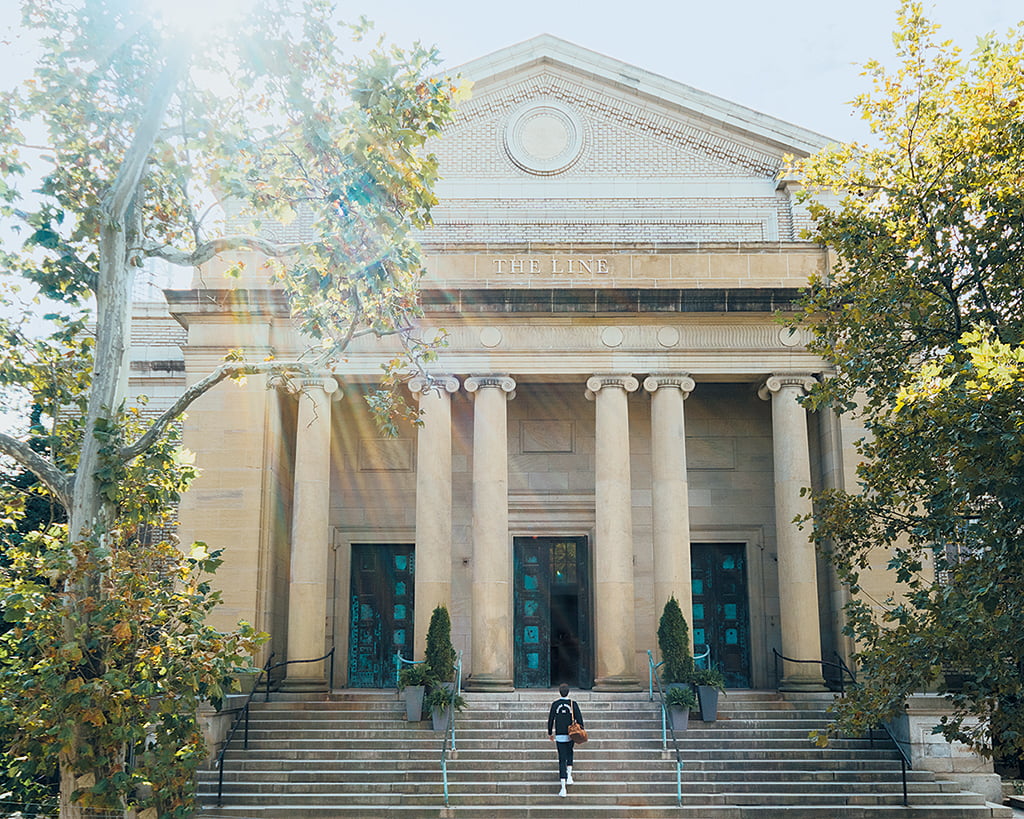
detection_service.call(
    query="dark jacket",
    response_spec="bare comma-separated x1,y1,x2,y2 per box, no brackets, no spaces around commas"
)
547,697,584,736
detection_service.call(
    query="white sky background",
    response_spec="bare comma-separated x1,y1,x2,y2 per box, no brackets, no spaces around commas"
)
1,0,1021,143
342,0,1022,142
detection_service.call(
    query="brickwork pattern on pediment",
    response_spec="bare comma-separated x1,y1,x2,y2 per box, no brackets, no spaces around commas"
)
440,71,782,179
417,199,780,244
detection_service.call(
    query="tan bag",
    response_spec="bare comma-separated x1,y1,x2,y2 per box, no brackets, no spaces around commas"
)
567,700,588,744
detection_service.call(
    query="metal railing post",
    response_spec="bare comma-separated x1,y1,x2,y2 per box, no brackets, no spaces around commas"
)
217,647,335,807
771,647,912,806
647,649,684,807
439,650,463,807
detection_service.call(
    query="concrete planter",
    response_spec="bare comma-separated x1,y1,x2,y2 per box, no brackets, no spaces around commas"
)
404,685,425,721
431,706,451,732
668,706,690,732
696,685,719,722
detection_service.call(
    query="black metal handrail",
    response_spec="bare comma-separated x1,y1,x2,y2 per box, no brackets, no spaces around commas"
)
772,648,912,806
214,647,336,805
646,650,685,807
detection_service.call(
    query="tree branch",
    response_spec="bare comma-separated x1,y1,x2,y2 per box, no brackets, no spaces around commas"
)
0,432,73,510
118,360,319,462
142,235,303,267
102,49,187,223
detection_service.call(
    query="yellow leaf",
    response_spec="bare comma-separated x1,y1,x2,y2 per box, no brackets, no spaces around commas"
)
113,621,132,643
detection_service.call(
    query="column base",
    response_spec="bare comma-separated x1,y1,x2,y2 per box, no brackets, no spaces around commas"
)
779,674,828,693
278,676,329,693
593,675,641,692
463,674,514,692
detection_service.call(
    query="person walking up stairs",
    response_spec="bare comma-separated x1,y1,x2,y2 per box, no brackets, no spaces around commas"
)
547,682,585,798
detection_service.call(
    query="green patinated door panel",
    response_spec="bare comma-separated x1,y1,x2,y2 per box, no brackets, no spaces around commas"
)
348,543,415,688
514,537,592,689
691,543,751,688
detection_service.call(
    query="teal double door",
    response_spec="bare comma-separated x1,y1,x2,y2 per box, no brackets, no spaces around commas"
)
348,543,415,688
690,542,751,688
513,536,593,689
345,539,751,691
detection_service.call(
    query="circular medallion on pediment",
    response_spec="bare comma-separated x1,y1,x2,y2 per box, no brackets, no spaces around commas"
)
778,327,802,347
480,327,502,348
657,326,681,348
503,99,585,175
601,326,624,348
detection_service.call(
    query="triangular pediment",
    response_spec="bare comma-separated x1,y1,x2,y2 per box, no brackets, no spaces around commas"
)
420,35,831,247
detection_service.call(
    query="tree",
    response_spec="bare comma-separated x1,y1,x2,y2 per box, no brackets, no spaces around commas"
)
0,0,462,815
791,1,1024,759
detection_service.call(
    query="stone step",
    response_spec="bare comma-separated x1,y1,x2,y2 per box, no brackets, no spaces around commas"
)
197,804,1010,819
221,745,903,763
199,766,942,783
198,777,961,798
200,791,993,810
199,690,998,819
234,727,894,747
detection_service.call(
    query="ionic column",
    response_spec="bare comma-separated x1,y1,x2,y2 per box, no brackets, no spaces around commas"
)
283,374,339,690
586,374,640,691
758,374,826,691
464,375,516,691
643,374,696,641
409,375,460,659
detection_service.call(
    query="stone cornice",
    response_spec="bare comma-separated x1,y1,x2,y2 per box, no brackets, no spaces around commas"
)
419,288,805,316
448,35,832,155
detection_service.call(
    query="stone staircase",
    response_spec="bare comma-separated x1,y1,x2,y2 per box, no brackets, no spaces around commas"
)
197,689,1010,818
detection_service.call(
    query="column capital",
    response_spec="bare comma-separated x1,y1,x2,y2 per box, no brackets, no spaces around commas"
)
464,375,516,395
758,373,817,401
408,375,460,396
643,373,695,397
271,372,342,400
586,374,639,399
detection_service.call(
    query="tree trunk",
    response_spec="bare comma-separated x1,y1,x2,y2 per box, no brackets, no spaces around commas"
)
60,203,135,819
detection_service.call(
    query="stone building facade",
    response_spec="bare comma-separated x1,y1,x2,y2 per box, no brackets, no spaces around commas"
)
144,35,868,695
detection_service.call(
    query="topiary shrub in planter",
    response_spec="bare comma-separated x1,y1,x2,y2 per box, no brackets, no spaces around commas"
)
657,596,694,685
425,605,458,683
398,663,434,721
691,666,726,722
664,684,697,731
424,686,467,731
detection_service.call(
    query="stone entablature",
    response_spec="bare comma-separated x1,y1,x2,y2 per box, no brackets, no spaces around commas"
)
188,245,829,297
422,245,826,289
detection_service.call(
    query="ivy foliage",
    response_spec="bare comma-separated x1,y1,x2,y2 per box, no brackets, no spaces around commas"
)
792,1,1024,757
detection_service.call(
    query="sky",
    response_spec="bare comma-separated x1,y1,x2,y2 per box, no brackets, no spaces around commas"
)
338,0,1022,142
1,0,1021,144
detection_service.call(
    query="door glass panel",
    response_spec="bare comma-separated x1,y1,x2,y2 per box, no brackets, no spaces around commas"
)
551,541,577,584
